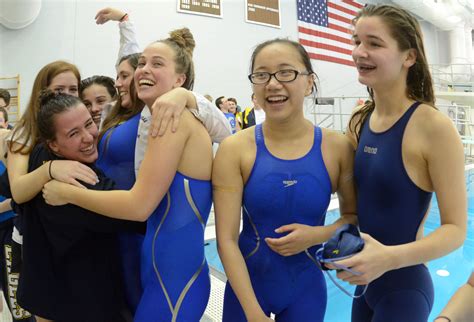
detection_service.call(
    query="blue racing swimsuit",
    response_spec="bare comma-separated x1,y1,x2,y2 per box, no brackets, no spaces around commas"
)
134,172,211,322
97,113,145,314
353,102,434,322
223,124,331,322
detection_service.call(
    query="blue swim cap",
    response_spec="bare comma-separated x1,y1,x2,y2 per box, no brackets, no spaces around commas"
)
313,224,368,298
319,224,365,267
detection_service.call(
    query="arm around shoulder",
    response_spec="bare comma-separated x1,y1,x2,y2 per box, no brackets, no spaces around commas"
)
192,92,232,143
63,111,192,222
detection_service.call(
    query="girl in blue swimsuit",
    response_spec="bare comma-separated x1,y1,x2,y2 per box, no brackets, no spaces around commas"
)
339,5,467,321
213,39,358,322
43,28,214,322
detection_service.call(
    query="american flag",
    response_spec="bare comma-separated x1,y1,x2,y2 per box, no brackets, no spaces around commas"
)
297,0,364,66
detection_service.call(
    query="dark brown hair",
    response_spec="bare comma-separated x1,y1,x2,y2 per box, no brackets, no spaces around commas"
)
348,4,435,142
99,53,145,142
0,89,10,106
80,75,117,100
37,90,83,142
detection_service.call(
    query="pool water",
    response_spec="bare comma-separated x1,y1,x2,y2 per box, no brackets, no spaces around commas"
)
204,170,474,321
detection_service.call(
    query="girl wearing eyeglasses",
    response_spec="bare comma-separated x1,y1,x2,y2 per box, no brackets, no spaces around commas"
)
213,39,358,322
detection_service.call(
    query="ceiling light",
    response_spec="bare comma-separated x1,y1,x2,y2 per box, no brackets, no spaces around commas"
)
447,15,463,23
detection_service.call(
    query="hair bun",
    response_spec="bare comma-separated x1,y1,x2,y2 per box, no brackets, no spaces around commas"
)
38,89,57,106
168,28,195,56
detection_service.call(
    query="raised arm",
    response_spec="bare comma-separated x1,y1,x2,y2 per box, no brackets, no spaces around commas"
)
213,136,270,322
149,88,232,141
94,7,140,66
43,110,194,222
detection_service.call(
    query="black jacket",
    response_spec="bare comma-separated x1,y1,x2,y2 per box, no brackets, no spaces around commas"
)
17,144,139,322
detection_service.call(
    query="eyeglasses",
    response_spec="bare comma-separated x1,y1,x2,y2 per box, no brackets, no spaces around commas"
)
248,69,312,84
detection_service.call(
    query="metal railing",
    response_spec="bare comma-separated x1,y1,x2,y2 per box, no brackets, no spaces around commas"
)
305,96,367,132
307,98,474,164
430,63,474,93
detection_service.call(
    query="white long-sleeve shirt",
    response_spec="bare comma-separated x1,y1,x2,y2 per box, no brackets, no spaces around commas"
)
116,20,141,67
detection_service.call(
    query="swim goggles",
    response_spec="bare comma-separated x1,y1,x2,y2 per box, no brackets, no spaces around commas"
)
313,224,368,298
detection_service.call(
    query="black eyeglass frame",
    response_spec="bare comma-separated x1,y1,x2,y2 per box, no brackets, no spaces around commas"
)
248,69,312,84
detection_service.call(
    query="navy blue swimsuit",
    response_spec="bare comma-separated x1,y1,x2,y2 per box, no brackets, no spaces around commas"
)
353,102,434,321
223,124,331,322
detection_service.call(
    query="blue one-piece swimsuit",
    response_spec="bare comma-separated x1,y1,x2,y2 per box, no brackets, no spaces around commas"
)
134,172,211,322
353,102,434,322
97,113,144,314
223,124,331,322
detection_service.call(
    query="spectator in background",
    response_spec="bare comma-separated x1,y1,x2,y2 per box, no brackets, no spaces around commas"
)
0,107,9,129
240,93,265,129
215,96,227,111
216,96,238,134
204,94,213,102
0,90,13,129
227,98,241,132
227,97,237,114
0,89,10,110
228,97,241,113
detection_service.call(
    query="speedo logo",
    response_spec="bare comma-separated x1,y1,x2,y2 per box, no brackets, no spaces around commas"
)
283,180,298,188
363,145,378,154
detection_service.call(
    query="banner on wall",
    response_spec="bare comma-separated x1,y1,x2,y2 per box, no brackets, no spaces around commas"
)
246,0,280,28
177,0,222,18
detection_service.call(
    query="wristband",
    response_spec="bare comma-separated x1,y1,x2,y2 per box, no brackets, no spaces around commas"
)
434,316,451,322
48,160,54,180
119,13,128,22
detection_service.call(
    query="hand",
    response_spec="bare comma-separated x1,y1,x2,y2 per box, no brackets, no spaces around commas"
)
333,233,395,285
0,199,12,213
150,88,188,137
95,7,126,24
265,224,317,256
43,180,73,206
50,160,98,188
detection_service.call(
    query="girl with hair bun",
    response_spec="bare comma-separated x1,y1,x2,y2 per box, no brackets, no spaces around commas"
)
43,28,214,322
93,11,230,317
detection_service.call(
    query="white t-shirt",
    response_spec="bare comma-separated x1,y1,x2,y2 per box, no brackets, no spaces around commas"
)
254,108,266,125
